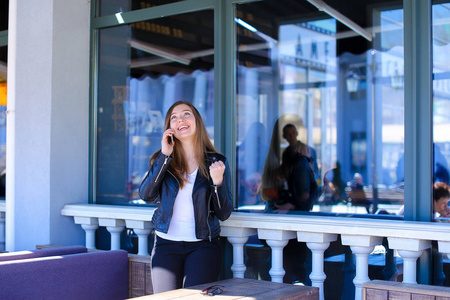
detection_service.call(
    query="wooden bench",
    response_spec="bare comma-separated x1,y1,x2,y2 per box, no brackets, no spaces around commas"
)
130,277,319,300
363,280,450,300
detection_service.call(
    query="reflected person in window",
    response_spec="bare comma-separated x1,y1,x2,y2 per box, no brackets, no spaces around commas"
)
395,182,450,219
139,101,233,293
277,124,319,211
434,182,450,220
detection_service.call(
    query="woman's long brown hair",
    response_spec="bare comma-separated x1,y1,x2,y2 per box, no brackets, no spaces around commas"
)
150,101,217,188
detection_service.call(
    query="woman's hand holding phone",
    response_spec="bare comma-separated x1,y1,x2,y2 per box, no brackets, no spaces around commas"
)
161,129,175,156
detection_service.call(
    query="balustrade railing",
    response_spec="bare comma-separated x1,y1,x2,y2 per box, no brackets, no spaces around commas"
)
61,204,450,300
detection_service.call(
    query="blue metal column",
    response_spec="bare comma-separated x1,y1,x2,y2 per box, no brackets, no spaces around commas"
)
214,0,236,201
403,0,433,222
403,0,433,284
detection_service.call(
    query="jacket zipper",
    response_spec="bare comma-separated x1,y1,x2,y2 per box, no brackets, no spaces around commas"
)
167,170,180,187
207,194,212,242
154,156,169,183
214,185,221,209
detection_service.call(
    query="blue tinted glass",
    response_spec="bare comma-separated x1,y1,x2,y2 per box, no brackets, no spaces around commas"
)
236,0,405,217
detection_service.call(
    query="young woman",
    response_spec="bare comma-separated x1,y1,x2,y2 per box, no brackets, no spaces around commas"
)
139,101,233,293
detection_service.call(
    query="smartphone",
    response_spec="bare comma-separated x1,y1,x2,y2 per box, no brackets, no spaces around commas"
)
168,128,174,145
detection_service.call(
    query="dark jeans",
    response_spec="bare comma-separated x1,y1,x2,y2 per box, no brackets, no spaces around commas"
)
151,235,222,294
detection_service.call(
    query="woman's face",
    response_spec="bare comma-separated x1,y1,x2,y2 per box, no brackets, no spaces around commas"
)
169,104,197,141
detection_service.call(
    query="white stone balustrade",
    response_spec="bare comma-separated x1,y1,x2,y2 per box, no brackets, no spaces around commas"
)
341,235,383,300
74,216,98,249
258,229,297,283
388,237,431,284
221,227,257,278
100,218,125,250
126,220,153,256
61,205,450,300
298,232,337,300
62,204,154,253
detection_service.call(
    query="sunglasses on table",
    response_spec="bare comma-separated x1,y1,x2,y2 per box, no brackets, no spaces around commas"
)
201,285,224,296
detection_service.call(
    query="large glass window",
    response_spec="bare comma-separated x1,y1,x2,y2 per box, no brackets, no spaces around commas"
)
235,0,405,217
96,10,214,204
432,2,450,222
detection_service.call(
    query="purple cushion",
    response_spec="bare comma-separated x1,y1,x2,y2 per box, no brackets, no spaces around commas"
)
0,250,128,300
0,245,87,262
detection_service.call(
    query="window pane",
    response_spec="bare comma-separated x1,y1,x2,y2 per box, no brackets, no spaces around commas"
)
0,1,8,32
236,0,405,218
96,0,185,17
96,10,214,204
432,2,450,222
0,45,6,199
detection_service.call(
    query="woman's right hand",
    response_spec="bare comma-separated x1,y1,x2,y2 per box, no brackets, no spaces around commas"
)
161,129,175,156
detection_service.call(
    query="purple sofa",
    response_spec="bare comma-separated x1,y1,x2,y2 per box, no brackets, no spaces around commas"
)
0,245,88,262
0,246,128,300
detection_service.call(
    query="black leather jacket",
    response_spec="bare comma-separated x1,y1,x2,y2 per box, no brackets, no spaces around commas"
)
139,152,233,241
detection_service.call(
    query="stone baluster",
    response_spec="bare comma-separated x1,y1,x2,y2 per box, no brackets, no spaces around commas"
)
298,232,337,300
99,218,125,250
258,229,296,283
126,220,153,256
388,237,431,284
221,226,257,278
341,235,383,300
74,216,99,249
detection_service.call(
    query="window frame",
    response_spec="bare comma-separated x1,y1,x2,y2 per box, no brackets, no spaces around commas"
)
88,0,435,223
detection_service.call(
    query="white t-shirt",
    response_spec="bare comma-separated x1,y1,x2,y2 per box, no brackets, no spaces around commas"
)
156,168,201,241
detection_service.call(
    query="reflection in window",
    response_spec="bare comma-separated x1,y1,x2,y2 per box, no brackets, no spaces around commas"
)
236,0,405,218
96,11,214,205
432,2,450,222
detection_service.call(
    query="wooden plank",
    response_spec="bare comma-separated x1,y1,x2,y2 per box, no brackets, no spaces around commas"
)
411,294,435,300
364,280,450,297
389,291,411,300
365,288,388,300
129,278,319,299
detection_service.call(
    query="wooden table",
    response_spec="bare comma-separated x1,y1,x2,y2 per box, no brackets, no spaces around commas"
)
130,278,319,300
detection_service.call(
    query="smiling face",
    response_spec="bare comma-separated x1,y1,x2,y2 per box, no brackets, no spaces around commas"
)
169,104,197,142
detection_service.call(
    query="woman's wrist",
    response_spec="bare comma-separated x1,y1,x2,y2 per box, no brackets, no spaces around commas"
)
161,150,171,157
